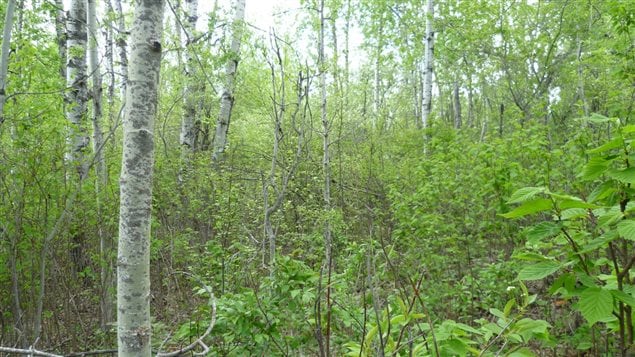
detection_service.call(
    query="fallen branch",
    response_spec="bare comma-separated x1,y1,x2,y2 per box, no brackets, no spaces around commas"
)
156,271,217,357
0,346,63,357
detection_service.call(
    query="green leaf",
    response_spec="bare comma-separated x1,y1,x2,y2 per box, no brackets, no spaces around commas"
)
525,222,561,244
617,220,635,241
586,137,623,154
580,230,619,254
607,167,635,184
611,289,635,307
578,287,613,326
580,156,611,181
489,308,505,319
503,298,515,317
588,181,616,203
518,261,561,281
580,113,616,124
508,187,547,204
513,318,550,341
501,199,553,219
508,347,537,357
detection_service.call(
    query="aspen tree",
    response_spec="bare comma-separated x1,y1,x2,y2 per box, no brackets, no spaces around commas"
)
421,0,434,131
117,0,164,355
212,0,245,163
0,0,16,124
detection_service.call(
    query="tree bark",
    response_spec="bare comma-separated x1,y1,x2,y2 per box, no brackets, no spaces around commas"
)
54,0,67,80
0,0,16,125
421,0,434,132
116,0,164,355
318,1,333,355
212,0,245,163
453,81,461,129
65,0,89,279
113,0,128,98
87,0,112,330
179,0,199,157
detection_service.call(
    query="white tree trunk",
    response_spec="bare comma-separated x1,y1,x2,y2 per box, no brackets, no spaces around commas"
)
54,0,67,79
0,0,16,124
179,0,198,157
212,0,245,163
113,0,128,98
117,0,164,355
87,0,112,330
421,0,434,131
65,0,89,180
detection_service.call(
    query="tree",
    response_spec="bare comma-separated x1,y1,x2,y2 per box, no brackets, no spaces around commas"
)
179,0,199,160
65,0,89,278
116,0,164,355
86,0,111,330
212,0,245,163
421,0,434,132
0,0,16,124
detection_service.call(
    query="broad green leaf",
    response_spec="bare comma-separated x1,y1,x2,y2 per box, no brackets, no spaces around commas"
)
503,298,515,317
580,230,619,254
549,273,576,295
509,347,537,357
588,181,616,203
489,308,505,319
578,287,613,326
518,261,561,280
617,220,635,241
611,290,635,307
621,124,635,134
514,252,550,261
579,113,616,124
501,198,553,219
508,187,547,204
455,322,481,335
597,206,624,227
525,222,561,244
560,208,588,220
586,137,623,154
607,167,635,184
513,318,550,341
580,156,611,181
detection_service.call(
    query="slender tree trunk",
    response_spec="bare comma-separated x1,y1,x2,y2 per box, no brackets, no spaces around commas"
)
113,0,128,98
212,0,245,163
180,0,198,152
421,0,434,132
318,1,333,355
0,0,16,124
453,81,461,129
116,0,164,355
65,0,89,278
104,0,116,133
87,0,112,330
54,0,67,80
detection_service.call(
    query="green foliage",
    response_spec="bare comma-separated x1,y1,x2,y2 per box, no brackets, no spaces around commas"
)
505,117,635,352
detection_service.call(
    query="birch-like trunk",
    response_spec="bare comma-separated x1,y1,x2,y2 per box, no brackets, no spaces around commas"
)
212,0,245,163
0,0,16,124
117,0,164,355
65,0,89,180
87,0,112,330
54,0,67,79
113,0,128,98
179,0,198,160
421,0,434,131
